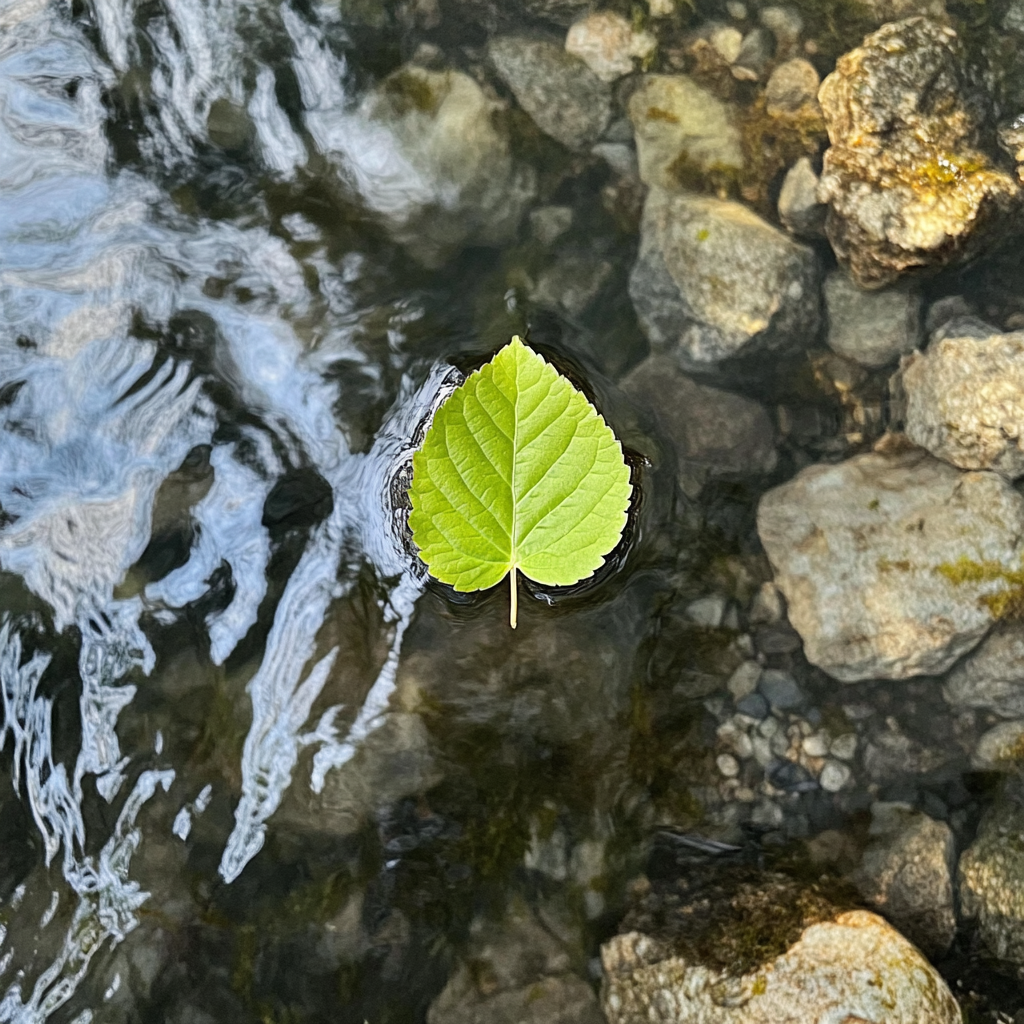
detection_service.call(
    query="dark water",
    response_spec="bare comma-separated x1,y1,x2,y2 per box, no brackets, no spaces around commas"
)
0,0,1021,1020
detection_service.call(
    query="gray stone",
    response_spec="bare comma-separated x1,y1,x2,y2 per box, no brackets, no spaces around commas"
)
901,331,1024,478
943,622,1024,718
628,75,743,191
851,803,957,957
530,205,573,245
759,6,803,53
735,692,769,720
818,759,851,792
734,27,773,77
429,899,603,1024
960,800,1024,966
621,354,777,494
764,58,819,116
757,444,1024,681
777,157,826,238
817,18,1021,288
530,254,613,318
629,188,820,376
758,669,804,710
601,906,959,1024
356,65,535,267
824,270,922,368
727,660,763,700
971,720,1024,771
489,36,611,151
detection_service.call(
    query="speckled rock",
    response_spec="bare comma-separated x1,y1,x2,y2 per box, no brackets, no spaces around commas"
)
960,800,1024,965
429,899,603,1024
944,622,1024,717
757,443,1024,681
901,331,1024,478
601,909,960,1023
565,11,655,82
621,354,777,496
354,65,535,267
628,75,743,190
489,36,611,151
817,18,1022,288
851,803,956,957
824,270,922,368
629,186,820,376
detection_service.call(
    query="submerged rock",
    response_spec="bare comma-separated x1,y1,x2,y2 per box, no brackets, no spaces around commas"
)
817,18,1022,288
565,11,655,83
944,621,1024,717
757,443,1024,681
601,873,960,1024
355,65,535,267
960,799,1024,966
851,803,957,957
764,58,820,117
621,354,777,496
628,75,744,190
777,156,826,238
629,186,820,376
824,269,922,368
489,36,611,151
901,331,1024,478
428,899,602,1024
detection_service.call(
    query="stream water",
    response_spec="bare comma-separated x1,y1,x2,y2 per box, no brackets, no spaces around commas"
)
0,0,1020,1020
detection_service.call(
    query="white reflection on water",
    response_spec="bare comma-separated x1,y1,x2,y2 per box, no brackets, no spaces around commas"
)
0,0,447,1015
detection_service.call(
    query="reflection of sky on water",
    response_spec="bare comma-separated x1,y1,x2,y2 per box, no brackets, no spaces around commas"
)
0,0,442,1015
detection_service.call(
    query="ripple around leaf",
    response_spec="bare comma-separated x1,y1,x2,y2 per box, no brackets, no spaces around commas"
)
408,336,632,626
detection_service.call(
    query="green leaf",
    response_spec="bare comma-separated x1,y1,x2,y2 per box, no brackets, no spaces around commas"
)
408,336,632,627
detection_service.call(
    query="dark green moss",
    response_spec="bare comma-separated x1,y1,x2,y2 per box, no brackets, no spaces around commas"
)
621,867,859,977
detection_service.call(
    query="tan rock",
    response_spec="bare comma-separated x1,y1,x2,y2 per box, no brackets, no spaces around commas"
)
757,445,1024,681
565,11,655,82
628,75,743,190
818,18,1021,288
602,909,961,1023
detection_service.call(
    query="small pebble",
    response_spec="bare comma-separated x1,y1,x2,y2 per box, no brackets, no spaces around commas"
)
802,732,830,758
728,660,763,700
726,0,747,18
830,733,858,760
736,692,769,720
819,760,852,793
686,594,727,627
758,716,779,738
717,752,740,777
529,205,573,246
735,786,756,802
759,669,805,710
765,58,820,115
749,582,784,624
751,736,773,767
751,799,784,828
710,25,743,64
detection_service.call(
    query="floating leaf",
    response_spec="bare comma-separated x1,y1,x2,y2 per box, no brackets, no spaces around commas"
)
409,336,632,627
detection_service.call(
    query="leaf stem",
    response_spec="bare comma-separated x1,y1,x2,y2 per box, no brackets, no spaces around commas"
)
510,566,518,629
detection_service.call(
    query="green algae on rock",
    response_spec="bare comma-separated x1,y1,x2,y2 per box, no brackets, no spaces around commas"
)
818,17,1022,288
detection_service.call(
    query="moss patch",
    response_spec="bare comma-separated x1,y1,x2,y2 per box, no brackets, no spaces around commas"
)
620,867,857,977
934,555,1024,618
